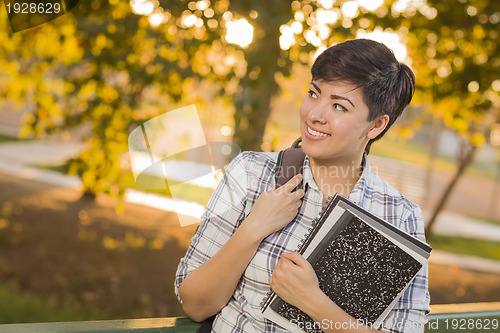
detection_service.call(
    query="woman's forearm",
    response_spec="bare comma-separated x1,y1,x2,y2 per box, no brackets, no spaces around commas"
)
178,216,264,322
179,174,304,322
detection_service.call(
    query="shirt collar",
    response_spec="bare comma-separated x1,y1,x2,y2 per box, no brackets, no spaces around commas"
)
348,154,371,204
302,155,318,192
302,154,371,205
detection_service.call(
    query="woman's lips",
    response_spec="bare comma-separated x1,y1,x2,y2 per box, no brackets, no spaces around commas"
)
304,126,331,140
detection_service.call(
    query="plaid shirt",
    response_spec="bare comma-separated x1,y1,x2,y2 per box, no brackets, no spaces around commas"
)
175,151,430,333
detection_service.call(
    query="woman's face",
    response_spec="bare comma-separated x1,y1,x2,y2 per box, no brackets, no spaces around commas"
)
299,79,385,166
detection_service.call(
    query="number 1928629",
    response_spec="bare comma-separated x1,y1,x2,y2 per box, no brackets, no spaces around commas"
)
443,318,498,330
6,2,62,14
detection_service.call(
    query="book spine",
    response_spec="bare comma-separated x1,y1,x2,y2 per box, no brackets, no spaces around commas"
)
297,224,315,254
262,217,319,311
260,290,275,311
297,205,330,255
262,196,333,311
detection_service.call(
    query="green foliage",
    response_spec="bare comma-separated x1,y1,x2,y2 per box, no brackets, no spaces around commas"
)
405,0,500,145
0,0,303,197
38,161,214,205
0,134,21,142
121,172,214,206
1,0,210,197
428,234,500,261
0,284,102,324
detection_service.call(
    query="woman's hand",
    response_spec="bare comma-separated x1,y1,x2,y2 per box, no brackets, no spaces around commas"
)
269,251,322,309
244,174,305,241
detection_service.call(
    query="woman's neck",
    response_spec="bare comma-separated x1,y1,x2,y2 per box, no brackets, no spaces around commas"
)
309,155,364,198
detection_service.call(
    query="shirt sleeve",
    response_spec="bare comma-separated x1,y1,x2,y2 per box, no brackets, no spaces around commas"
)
380,204,431,333
174,152,250,303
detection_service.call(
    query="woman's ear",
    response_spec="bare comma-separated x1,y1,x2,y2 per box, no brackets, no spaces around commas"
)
367,115,390,140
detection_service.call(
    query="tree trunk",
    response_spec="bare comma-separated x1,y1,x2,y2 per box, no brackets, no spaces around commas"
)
233,86,274,151
80,189,97,201
229,1,288,152
425,145,477,239
231,28,282,152
424,117,441,208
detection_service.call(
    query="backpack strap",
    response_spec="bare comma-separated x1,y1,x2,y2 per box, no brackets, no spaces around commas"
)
275,137,306,188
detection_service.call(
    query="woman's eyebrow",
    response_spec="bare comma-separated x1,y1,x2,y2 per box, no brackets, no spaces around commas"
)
330,94,355,108
310,82,355,108
311,82,322,93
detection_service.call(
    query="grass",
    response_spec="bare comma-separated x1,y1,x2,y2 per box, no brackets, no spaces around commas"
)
428,234,500,261
0,134,20,143
121,172,214,206
38,163,68,174
464,214,500,227
38,164,214,207
0,284,103,324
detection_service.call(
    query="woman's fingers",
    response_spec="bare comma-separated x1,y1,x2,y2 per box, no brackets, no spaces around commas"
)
282,173,303,193
244,173,306,239
281,252,309,268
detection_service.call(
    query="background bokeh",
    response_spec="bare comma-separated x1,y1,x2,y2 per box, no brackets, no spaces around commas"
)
0,0,499,324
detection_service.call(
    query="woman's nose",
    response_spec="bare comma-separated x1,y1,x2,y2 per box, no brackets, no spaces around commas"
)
308,107,326,124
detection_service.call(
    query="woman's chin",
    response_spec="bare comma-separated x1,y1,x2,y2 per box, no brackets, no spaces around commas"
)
301,142,326,159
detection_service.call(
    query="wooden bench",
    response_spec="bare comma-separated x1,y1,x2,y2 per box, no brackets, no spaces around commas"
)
426,302,500,333
0,302,498,333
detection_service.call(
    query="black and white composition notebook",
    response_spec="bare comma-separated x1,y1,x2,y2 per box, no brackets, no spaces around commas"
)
261,194,432,333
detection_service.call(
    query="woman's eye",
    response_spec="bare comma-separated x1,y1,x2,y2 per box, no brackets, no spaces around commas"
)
307,90,317,98
334,103,347,112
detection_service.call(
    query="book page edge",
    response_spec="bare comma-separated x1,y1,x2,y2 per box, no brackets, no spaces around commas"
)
262,307,306,333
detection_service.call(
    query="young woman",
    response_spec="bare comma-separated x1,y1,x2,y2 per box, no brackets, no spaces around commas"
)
175,39,430,333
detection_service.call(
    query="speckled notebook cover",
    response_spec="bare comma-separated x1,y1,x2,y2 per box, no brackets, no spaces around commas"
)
262,194,431,333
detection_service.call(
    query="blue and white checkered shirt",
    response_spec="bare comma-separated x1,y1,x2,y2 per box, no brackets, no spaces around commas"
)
175,151,431,332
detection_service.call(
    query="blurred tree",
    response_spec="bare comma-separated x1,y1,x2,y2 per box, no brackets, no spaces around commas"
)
400,0,500,236
1,0,199,198
0,0,317,198
0,0,499,233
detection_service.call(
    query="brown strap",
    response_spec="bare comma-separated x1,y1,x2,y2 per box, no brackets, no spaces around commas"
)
275,137,306,188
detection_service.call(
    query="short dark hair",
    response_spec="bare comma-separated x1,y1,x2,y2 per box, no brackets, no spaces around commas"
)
310,39,416,154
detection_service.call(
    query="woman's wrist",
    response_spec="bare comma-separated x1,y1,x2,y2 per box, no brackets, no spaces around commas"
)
240,213,270,243
239,214,268,244
299,286,331,319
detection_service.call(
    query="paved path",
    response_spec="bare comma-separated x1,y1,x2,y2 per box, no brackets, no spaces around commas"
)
370,155,500,222
0,140,84,165
430,250,500,274
425,211,500,242
0,141,205,227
